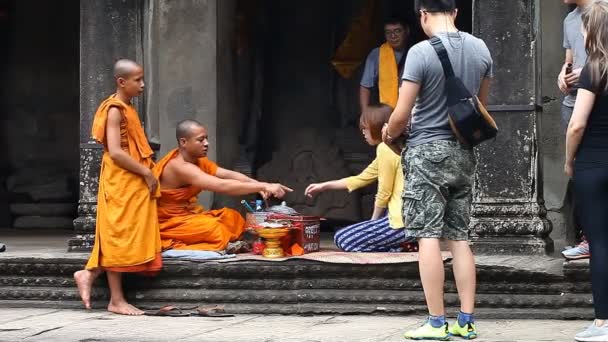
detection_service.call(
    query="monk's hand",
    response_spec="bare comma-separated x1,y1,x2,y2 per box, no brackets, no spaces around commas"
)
264,183,293,199
259,191,271,200
304,183,325,198
143,169,158,194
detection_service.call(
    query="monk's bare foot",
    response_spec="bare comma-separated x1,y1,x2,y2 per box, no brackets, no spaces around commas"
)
226,240,251,254
74,270,96,309
108,300,145,316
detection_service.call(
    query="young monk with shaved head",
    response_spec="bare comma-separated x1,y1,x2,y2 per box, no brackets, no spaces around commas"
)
154,119,292,252
74,59,162,316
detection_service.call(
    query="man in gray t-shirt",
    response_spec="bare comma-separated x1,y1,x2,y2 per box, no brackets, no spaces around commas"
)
558,1,590,132
557,0,590,261
383,0,492,339
401,32,493,146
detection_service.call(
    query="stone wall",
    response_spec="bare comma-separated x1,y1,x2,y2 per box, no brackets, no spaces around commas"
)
539,1,573,249
144,0,222,209
0,0,79,229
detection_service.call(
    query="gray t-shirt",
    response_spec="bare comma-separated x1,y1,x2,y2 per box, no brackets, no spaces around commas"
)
360,47,406,88
563,7,588,108
402,32,493,147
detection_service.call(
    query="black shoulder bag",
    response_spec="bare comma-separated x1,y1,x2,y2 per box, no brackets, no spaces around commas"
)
429,36,498,147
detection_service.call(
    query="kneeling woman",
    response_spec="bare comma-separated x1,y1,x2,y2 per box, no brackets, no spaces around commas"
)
305,104,412,252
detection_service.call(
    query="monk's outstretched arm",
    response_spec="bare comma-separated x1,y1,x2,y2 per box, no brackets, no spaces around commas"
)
106,108,157,192
215,167,256,183
177,162,289,197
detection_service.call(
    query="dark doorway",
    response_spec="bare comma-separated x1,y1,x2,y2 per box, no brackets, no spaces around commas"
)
234,0,473,225
0,0,79,231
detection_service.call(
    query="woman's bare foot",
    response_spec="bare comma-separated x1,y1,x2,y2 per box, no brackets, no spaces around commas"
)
108,300,145,316
73,270,98,309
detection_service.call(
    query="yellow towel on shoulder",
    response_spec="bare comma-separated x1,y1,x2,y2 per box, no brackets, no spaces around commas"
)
378,43,399,108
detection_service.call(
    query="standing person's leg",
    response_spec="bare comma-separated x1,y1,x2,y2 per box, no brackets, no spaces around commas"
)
574,168,608,341
403,141,452,340
418,238,446,315
106,271,144,315
444,162,478,339
74,268,103,309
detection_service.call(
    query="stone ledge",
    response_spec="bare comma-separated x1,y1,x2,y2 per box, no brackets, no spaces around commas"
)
0,300,595,319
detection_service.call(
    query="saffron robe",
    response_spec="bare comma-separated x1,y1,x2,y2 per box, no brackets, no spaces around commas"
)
85,95,162,273
154,149,246,251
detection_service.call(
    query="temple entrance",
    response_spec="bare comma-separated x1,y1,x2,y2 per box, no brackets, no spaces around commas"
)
232,0,473,227
0,0,80,233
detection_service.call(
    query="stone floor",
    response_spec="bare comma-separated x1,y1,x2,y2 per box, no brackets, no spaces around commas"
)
0,308,590,342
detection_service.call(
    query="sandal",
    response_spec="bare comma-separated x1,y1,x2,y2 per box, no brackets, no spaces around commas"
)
190,305,234,317
144,305,191,317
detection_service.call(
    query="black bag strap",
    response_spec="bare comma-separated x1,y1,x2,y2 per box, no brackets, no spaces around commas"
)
397,50,407,73
429,36,454,78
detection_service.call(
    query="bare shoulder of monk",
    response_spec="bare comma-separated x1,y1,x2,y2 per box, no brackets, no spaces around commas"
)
167,158,215,189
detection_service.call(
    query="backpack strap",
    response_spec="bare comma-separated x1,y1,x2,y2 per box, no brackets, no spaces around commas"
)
429,36,454,78
397,50,407,74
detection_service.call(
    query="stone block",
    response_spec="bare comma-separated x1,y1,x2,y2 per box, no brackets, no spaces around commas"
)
10,203,76,217
13,216,74,229
10,179,74,202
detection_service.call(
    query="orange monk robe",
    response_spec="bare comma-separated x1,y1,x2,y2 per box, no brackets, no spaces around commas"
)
85,95,162,274
153,149,246,251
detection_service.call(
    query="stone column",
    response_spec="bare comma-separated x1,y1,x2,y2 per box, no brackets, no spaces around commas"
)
69,0,143,252
470,0,553,254
144,0,230,210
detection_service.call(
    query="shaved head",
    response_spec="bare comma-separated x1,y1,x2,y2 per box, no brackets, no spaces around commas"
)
176,119,205,141
113,59,142,79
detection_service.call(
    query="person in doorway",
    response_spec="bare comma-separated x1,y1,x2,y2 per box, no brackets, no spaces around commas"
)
565,2,608,340
73,59,163,316
305,104,415,253
383,0,493,339
559,0,592,261
359,16,411,112
154,119,292,253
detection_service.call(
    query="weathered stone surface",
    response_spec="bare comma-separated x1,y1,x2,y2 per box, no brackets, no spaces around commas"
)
469,0,551,254
0,177,11,227
10,180,74,203
474,0,536,105
13,216,74,229
72,0,143,251
258,128,361,221
10,203,76,217
0,256,595,319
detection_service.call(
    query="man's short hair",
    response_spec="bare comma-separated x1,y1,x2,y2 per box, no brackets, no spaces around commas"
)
383,15,409,30
415,0,456,13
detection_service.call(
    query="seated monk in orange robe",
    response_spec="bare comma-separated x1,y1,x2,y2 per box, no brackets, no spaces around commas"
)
73,59,162,316
154,119,292,252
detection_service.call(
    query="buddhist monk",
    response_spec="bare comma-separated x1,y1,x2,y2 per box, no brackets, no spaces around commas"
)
73,59,162,316
154,119,292,252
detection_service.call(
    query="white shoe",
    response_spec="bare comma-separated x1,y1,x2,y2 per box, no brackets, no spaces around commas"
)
575,322,608,342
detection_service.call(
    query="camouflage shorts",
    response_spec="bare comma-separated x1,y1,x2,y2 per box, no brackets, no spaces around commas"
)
401,139,476,240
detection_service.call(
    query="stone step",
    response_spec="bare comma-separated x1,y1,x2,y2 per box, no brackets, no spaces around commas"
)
0,256,593,319
0,275,590,294
0,287,594,319
10,203,76,217
0,300,595,320
0,285,594,308
12,216,74,229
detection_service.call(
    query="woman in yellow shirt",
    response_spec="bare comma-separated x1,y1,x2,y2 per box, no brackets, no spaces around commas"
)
305,105,414,252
